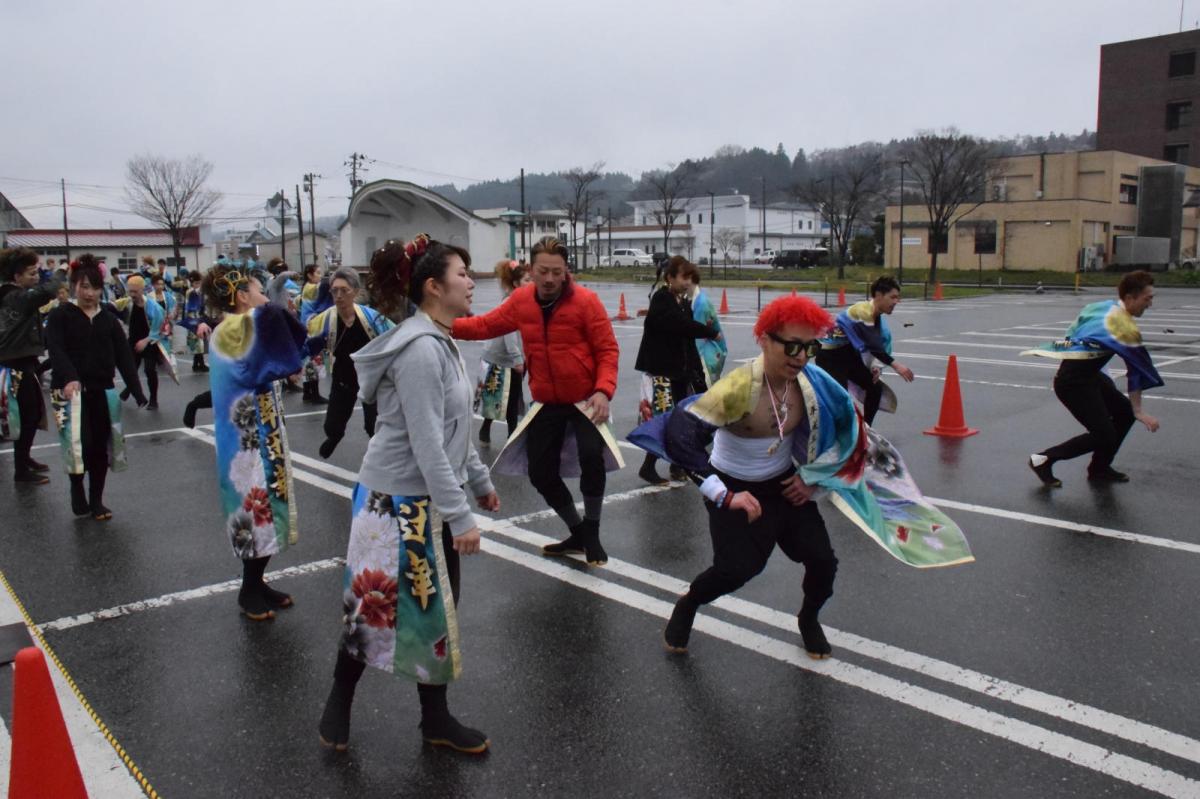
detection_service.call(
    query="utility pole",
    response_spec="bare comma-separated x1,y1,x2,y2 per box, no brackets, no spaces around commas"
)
708,191,715,279
276,191,287,264
607,206,613,260
519,167,526,255
898,160,908,285
295,185,306,267
345,153,369,196
760,176,767,259
304,173,321,265
582,194,590,271
60,178,70,259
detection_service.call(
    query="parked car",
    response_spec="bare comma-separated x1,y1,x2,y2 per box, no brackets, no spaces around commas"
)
601,248,654,267
753,249,777,264
772,248,829,268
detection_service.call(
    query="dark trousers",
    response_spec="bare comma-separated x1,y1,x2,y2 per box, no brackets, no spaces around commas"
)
688,470,838,610
439,523,461,605
1042,373,1135,472
4,364,43,469
504,369,523,433
526,403,607,506
323,379,377,444
134,345,161,402
816,346,882,424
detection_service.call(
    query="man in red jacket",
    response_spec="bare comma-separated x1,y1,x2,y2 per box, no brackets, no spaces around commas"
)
453,237,619,565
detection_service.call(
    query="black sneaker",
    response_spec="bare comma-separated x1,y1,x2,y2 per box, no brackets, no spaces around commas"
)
238,584,275,621
1088,467,1130,483
420,715,490,754
541,534,585,557
14,471,49,485
579,519,607,567
318,683,354,752
1028,455,1061,488
71,481,89,516
798,609,832,660
664,595,698,654
638,463,668,486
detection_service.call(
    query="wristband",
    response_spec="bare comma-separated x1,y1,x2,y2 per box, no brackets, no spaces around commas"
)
699,474,728,504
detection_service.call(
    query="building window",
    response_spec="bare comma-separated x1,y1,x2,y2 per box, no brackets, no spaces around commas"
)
927,232,948,254
973,222,997,254
1164,143,1191,164
697,213,703,224
685,214,691,224
117,257,139,271
1119,183,1138,204
1167,101,1193,131
1169,50,1196,78
165,257,187,268
807,220,813,229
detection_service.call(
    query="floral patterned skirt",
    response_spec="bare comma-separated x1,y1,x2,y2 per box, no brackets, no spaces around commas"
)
339,484,462,685
473,359,516,421
51,387,126,475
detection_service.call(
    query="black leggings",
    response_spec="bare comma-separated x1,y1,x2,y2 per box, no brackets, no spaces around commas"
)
687,470,838,611
525,403,607,505
323,380,377,444
816,346,882,424
3,363,43,468
135,345,162,402
503,369,523,433
1042,373,1135,472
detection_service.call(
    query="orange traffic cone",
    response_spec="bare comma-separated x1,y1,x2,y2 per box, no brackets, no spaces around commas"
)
933,282,944,301
836,286,846,307
8,647,88,799
615,293,631,321
718,289,730,315
923,355,979,438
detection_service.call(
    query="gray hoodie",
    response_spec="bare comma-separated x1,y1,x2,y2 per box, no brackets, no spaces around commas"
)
353,311,494,535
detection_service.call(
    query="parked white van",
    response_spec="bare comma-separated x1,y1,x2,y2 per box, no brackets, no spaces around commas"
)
600,249,653,267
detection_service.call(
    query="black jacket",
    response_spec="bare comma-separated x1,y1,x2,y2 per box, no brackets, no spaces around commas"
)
0,282,57,366
634,287,716,379
45,303,145,402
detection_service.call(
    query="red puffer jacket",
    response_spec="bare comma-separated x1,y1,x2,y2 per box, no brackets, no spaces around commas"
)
453,279,619,404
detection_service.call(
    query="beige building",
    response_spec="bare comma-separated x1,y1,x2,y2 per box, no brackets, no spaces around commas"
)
884,150,1200,273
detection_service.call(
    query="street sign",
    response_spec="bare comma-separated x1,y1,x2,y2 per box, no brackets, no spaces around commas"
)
902,237,921,246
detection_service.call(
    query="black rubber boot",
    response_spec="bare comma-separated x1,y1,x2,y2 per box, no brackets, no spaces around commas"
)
478,419,492,445
318,438,339,459
318,650,366,751
238,557,274,621
303,380,328,404
541,521,586,557
578,518,607,566
89,467,111,521
664,594,699,653
798,600,832,660
183,398,199,429
1028,454,1061,488
638,453,668,486
1088,466,1130,483
69,474,89,516
417,683,489,754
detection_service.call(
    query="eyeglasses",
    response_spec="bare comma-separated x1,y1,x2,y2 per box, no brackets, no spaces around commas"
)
329,287,355,296
767,332,820,358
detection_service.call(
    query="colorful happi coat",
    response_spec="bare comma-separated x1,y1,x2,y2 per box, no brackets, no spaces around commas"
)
50,388,127,474
209,304,306,560
689,286,728,386
475,359,518,422
628,355,973,568
180,288,208,355
821,300,897,413
115,295,178,384
0,367,48,440
305,302,394,369
1021,300,1164,393
491,401,626,477
340,485,462,684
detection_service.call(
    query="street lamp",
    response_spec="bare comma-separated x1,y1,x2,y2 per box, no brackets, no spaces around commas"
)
706,191,715,279
897,159,909,286
498,209,525,260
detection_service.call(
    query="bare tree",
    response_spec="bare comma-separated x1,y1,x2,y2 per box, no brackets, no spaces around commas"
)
901,129,1003,284
643,161,701,257
712,227,742,272
792,144,887,279
125,155,222,271
552,162,605,270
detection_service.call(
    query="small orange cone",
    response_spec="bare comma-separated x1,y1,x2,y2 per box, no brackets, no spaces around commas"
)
836,286,846,307
718,290,730,315
8,647,88,799
923,355,979,438
615,293,631,321
933,282,944,301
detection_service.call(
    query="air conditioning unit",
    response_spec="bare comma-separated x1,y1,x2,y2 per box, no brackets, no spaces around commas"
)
991,184,1007,202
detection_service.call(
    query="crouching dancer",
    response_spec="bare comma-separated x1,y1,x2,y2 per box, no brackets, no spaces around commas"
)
318,236,498,755
629,296,973,660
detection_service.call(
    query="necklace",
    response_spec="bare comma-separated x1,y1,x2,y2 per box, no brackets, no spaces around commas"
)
764,375,790,455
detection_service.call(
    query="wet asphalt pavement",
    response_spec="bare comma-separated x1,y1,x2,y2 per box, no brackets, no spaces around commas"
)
1,282,1198,798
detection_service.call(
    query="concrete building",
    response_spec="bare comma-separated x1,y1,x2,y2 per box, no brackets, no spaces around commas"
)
882,150,1200,273
617,194,826,263
339,180,508,267
247,230,333,268
3,225,216,273
0,192,32,241
1098,30,1200,167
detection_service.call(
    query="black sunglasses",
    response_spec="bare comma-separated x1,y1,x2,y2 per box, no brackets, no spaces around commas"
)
767,332,821,358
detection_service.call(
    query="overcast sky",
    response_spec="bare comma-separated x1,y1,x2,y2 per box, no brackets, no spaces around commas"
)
1,0,1190,229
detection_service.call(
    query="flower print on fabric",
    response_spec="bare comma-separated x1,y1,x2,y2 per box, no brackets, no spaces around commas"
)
340,591,395,669
243,486,274,527
351,568,399,629
228,508,257,559
230,393,260,451
229,448,266,495
347,507,400,576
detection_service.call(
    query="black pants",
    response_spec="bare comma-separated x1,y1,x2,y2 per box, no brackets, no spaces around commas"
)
323,379,377,444
3,363,43,469
526,403,607,506
816,346,882,424
503,369,524,432
1042,373,1135,472
134,345,162,403
438,522,462,605
687,470,838,610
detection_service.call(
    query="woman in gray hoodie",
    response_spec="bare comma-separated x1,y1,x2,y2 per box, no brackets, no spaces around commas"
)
318,235,499,756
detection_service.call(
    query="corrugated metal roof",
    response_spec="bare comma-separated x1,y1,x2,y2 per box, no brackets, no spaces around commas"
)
5,227,203,248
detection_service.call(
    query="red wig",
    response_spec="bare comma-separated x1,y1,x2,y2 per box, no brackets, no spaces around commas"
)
753,295,833,338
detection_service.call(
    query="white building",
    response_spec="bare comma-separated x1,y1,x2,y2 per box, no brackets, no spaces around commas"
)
4,225,216,273
339,180,509,267
608,194,829,262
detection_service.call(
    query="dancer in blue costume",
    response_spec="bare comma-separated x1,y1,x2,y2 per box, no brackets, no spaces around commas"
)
318,236,498,756
815,276,913,424
202,263,307,621
1023,270,1161,486
180,270,214,373
630,295,971,659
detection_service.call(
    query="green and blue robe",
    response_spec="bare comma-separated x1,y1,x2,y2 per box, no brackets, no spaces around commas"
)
1021,300,1163,393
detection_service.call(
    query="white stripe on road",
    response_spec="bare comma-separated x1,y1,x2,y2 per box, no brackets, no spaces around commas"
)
37,558,345,633
893,350,1200,382
911,374,1200,404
